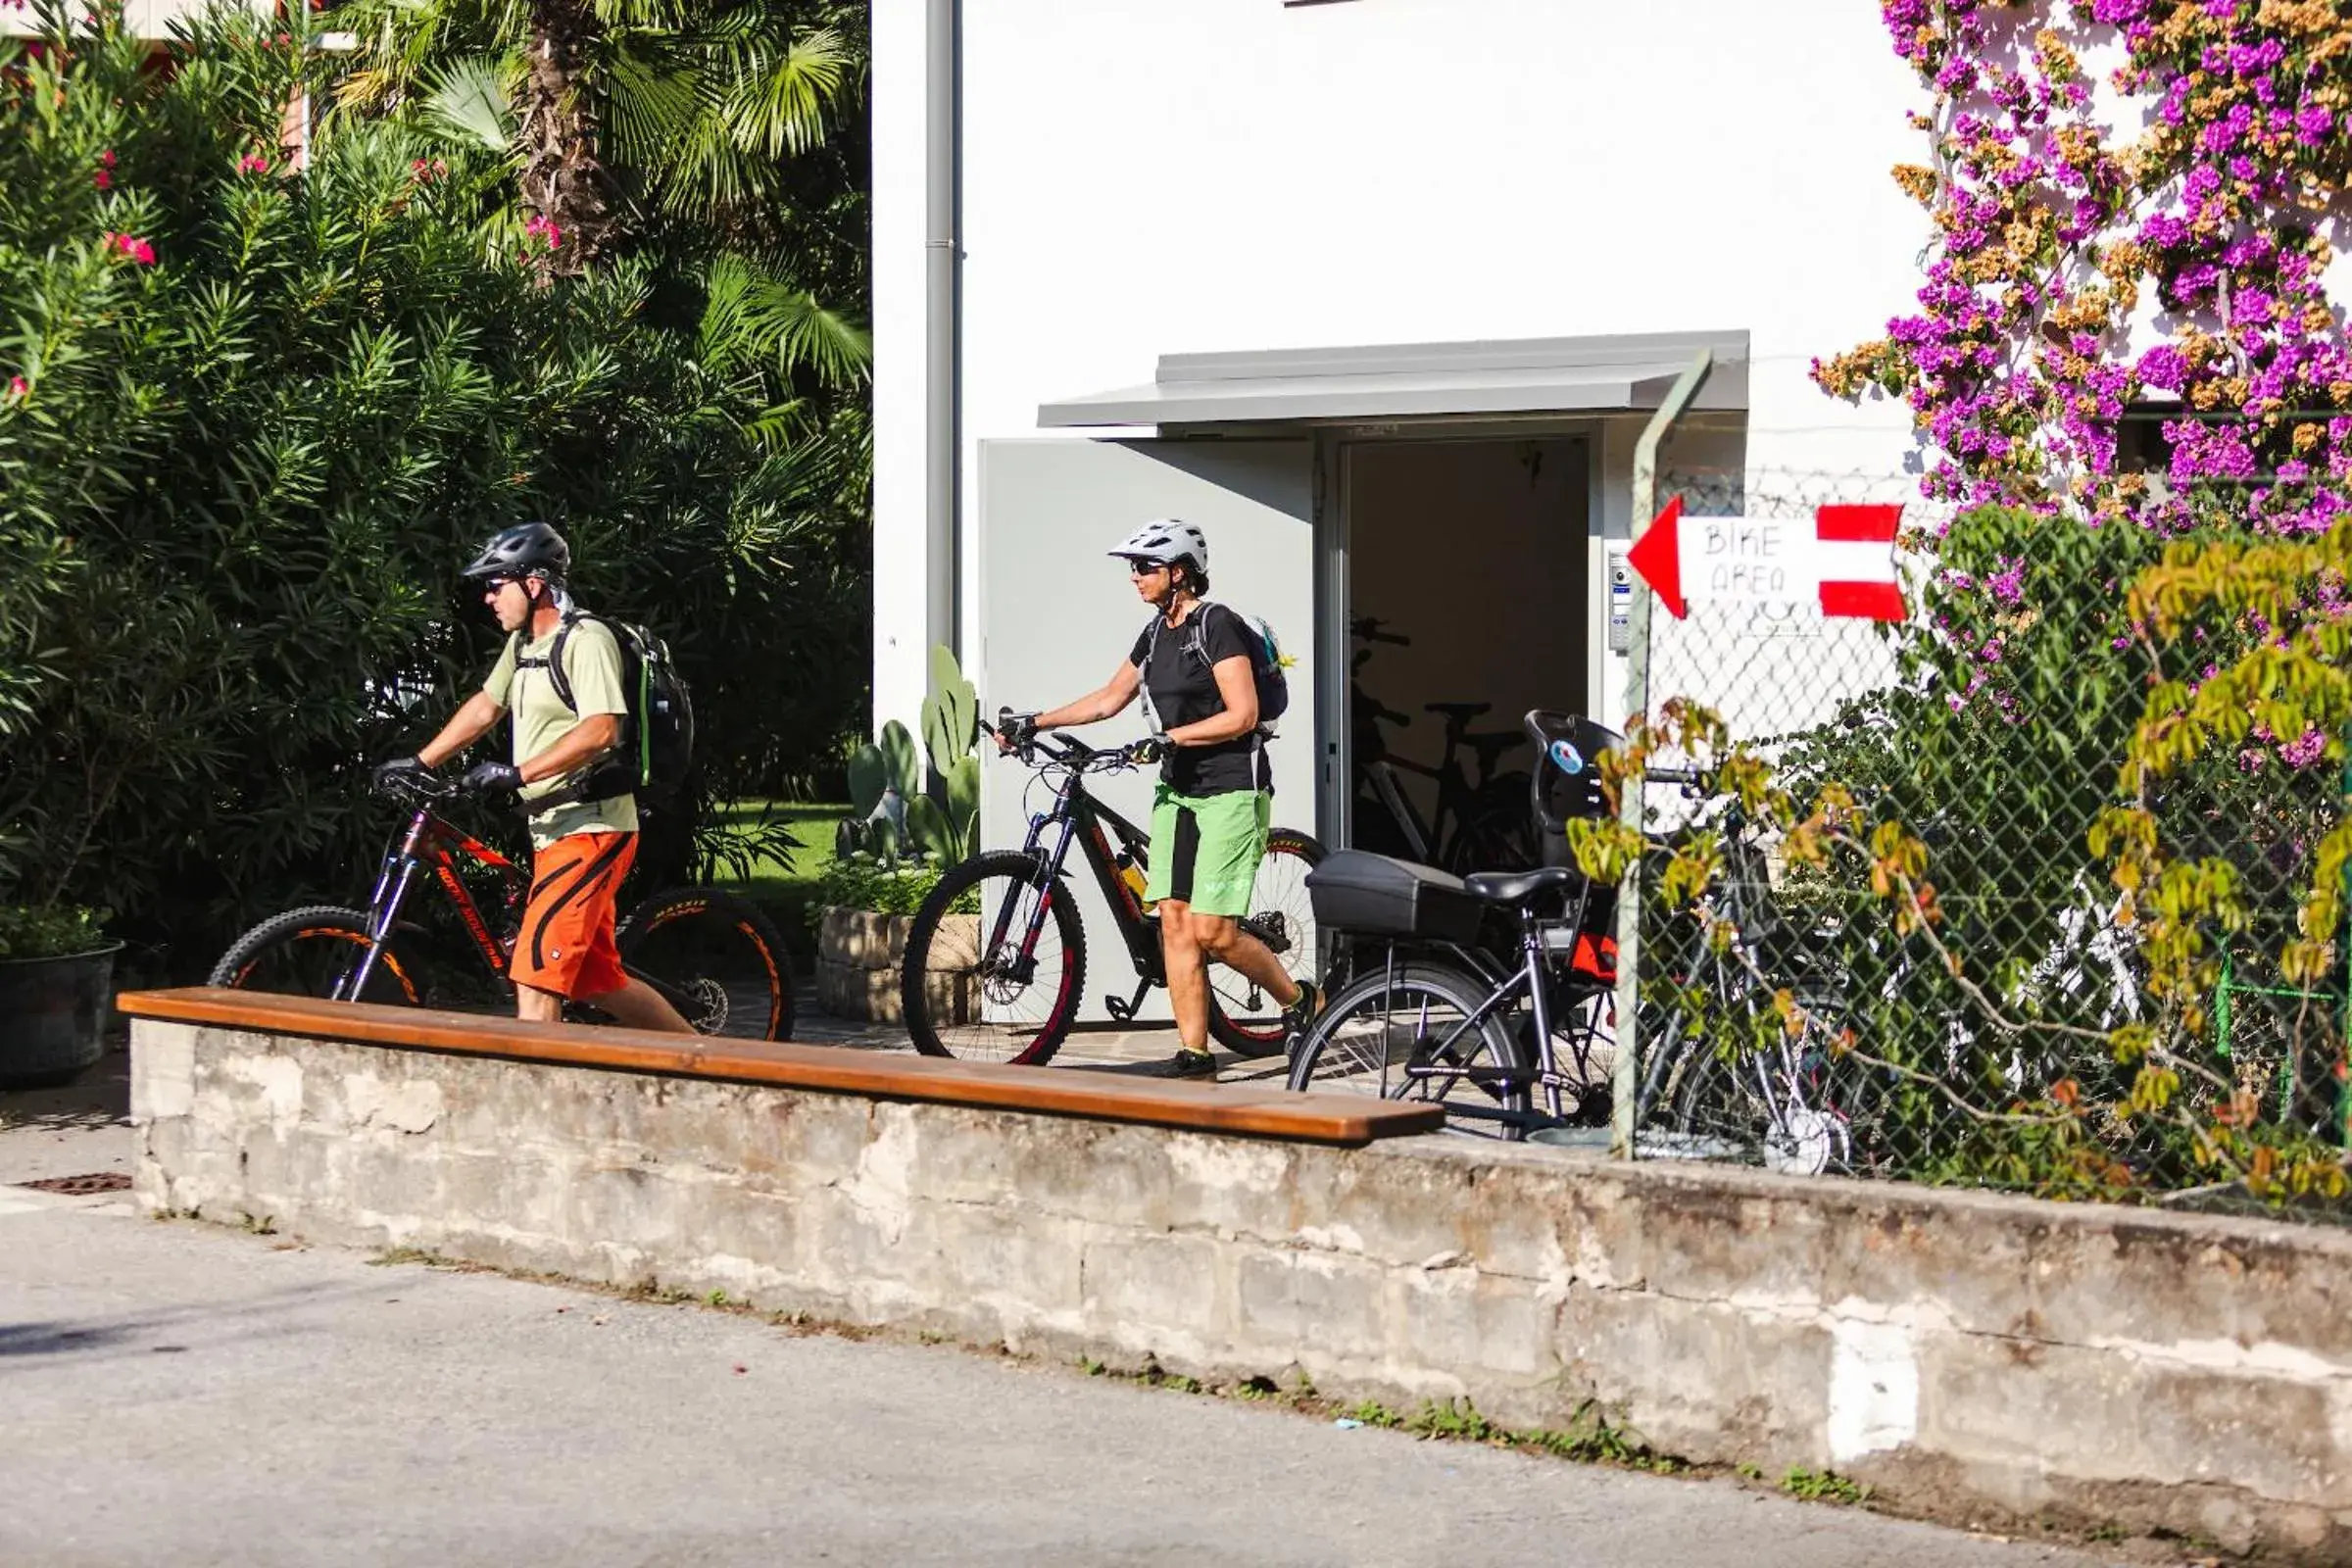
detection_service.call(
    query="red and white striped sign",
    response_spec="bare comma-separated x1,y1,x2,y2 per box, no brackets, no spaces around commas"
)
1626,498,1905,621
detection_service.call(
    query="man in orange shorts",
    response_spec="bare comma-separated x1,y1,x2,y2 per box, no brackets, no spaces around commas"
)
372,523,691,1032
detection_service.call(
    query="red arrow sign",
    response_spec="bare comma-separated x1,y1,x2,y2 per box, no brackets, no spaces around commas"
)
1625,498,1904,621
1625,495,1687,618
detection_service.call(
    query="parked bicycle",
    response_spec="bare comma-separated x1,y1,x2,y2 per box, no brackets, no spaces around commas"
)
1624,766,1884,1174
211,772,794,1040
898,718,1323,1065
1348,617,1534,874
1288,711,1619,1137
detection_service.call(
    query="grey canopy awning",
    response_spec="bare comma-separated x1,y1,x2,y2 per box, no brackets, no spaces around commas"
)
1037,329,1749,428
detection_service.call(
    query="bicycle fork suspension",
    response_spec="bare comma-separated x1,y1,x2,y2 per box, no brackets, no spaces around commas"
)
339,856,420,1002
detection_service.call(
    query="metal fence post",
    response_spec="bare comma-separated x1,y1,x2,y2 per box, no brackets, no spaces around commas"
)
1610,350,1714,1158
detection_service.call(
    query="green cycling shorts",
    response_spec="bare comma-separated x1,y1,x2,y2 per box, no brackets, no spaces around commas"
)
1145,784,1271,917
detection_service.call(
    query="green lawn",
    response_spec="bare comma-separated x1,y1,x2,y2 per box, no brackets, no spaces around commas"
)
708,800,850,965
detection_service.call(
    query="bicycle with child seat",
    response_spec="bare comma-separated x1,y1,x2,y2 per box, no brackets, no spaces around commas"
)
1348,617,1537,874
209,771,795,1040
896,714,1326,1065
1288,710,1621,1137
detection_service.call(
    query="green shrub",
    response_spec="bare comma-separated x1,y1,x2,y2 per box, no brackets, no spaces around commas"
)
815,856,945,918
0,5,866,966
0,905,110,961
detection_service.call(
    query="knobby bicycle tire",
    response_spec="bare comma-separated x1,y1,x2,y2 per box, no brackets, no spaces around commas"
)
1206,827,1328,1058
1287,956,1531,1138
208,905,424,1007
615,886,796,1042
901,851,1087,1066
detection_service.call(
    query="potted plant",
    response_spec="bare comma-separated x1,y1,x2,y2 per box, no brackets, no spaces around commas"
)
816,648,983,1024
0,904,122,1089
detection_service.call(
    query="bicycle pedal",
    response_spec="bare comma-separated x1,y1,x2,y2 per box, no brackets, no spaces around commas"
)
1103,995,1136,1023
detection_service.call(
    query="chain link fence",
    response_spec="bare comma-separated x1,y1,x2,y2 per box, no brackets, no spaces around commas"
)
1615,467,2352,1221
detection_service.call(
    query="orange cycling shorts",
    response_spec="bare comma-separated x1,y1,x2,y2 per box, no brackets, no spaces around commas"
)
509,831,636,1000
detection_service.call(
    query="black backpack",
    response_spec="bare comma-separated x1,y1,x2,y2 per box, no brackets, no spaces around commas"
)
1142,601,1291,729
515,611,695,812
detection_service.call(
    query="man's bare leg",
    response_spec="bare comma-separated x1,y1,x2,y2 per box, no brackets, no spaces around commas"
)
583,975,696,1034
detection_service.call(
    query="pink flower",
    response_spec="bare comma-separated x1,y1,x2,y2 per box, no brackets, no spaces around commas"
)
103,230,155,266
92,168,110,189
522,214,563,250
237,153,270,173
98,148,115,167
5,376,26,400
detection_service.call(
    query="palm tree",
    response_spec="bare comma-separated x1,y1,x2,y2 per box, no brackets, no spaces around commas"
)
334,0,862,290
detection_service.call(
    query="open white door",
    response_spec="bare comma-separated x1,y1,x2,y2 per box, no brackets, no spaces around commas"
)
977,437,1317,1023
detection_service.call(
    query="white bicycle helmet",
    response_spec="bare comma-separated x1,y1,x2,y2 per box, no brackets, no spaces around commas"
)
1107,518,1208,573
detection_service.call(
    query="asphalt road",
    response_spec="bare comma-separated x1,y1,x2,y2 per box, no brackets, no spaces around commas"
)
0,1170,2142,1568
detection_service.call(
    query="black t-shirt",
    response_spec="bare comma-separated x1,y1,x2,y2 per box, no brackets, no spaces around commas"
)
1129,603,1268,797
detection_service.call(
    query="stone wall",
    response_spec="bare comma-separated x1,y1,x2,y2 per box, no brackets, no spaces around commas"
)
134,1019,2352,1559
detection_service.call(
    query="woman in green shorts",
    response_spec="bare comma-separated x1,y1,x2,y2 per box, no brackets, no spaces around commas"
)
1004,519,1319,1078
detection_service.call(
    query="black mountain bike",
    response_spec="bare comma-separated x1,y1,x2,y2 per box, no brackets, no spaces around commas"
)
1348,619,1535,873
210,773,794,1040
898,719,1325,1065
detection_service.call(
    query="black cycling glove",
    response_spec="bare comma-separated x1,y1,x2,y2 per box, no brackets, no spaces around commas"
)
1129,733,1170,766
371,756,430,796
460,760,524,797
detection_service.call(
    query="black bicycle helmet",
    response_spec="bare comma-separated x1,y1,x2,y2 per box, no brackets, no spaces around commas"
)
461,521,570,584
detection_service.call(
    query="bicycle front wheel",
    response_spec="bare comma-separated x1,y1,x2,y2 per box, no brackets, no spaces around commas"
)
616,888,795,1041
209,906,422,1006
1206,827,1327,1058
902,851,1086,1065
1287,957,1531,1138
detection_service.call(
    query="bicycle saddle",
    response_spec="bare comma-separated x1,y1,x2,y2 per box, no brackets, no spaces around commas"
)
1462,865,1580,905
1425,702,1492,722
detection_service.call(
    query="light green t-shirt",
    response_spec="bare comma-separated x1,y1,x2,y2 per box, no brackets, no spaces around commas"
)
483,616,639,849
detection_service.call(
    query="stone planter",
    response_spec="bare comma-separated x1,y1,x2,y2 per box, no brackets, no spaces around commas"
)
814,907,979,1025
0,943,122,1089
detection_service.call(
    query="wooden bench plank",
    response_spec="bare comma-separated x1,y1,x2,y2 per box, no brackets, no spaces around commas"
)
115,988,1446,1146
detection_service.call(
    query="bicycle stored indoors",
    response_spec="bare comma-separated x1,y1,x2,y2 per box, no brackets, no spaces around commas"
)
1348,618,1535,874
897,718,1323,1064
211,772,794,1040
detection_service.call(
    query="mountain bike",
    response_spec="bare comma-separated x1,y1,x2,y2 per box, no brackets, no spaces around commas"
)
1348,619,1534,873
898,718,1325,1065
210,772,794,1040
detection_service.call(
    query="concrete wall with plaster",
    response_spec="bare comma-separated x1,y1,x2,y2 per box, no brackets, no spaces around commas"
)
135,1020,2352,1560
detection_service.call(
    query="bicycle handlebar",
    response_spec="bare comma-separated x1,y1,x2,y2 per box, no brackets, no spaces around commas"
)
374,770,463,807
982,712,1156,775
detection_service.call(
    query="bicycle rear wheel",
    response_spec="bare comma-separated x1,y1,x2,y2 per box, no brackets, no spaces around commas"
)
901,851,1086,1065
209,906,422,1006
615,888,795,1041
1206,828,1327,1058
1287,956,1531,1138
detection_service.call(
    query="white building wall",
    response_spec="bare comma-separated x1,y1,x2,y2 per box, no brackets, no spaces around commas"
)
874,0,1941,723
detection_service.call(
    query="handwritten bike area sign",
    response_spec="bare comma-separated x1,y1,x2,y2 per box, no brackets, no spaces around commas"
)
1625,497,1907,621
